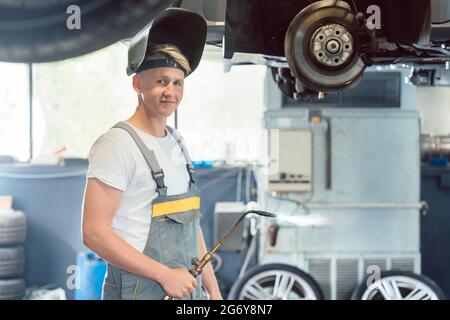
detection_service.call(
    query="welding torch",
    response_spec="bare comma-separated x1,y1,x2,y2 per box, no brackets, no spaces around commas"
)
162,210,276,300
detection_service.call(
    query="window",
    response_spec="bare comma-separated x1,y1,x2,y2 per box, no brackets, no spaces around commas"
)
178,59,266,162
0,63,30,161
2,43,266,164
32,42,139,159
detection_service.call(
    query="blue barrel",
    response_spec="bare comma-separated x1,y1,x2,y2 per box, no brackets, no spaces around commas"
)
75,252,106,300
0,162,88,299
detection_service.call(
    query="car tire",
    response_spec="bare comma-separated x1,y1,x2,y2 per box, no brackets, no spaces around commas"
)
228,263,324,300
0,0,174,63
0,210,27,246
351,271,446,300
0,278,26,300
0,246,25,278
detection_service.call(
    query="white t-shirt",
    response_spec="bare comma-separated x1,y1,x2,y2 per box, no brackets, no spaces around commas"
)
86,122,190,252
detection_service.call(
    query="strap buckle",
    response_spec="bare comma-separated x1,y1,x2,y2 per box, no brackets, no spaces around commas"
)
152,170,167,194
156,186,168,196
152,170,165,180
186,164,196,183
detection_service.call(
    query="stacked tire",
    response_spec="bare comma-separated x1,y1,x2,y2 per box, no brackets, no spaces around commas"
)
0,209,27,300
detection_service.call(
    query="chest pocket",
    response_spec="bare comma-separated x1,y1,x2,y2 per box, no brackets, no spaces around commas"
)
156,210,199,268
163,210,199,223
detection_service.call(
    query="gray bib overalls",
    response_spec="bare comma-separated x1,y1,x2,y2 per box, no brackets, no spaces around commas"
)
101,121,203,300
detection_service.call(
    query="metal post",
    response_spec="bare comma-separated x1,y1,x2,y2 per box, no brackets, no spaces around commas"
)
28,63,33,160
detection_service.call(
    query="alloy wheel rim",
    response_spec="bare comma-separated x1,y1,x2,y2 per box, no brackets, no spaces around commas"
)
362,276,440,300
238,270,319,300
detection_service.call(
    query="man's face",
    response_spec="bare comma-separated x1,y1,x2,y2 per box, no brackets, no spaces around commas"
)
133,67,185,118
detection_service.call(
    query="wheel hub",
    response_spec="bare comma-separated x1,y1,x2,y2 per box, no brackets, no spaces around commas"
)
326,39,340,54
311,23,354,68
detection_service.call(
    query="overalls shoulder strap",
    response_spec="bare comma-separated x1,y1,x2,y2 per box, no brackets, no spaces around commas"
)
166,125,196,184
112,121,167,196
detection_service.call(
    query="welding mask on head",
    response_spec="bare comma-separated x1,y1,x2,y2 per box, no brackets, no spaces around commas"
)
126,7,207,77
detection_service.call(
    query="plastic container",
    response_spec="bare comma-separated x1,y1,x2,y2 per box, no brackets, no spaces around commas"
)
193,161,214,169
74,252,106,300
428,157,449,168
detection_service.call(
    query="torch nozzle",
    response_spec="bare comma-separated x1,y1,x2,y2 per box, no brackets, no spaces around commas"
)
245,210,277,218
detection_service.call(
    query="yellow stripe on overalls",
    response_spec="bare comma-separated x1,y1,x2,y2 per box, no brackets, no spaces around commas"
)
152,197,200,217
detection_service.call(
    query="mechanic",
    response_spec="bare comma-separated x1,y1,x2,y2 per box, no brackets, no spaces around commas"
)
82,8,222,300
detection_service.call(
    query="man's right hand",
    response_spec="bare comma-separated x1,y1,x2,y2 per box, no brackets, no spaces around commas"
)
160,268,198,299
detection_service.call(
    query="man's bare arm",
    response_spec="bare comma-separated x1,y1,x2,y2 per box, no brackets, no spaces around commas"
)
82,178,197,298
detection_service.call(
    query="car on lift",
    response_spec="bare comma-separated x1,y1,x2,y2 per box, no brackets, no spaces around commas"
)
207,0,450,300
219,0,450,100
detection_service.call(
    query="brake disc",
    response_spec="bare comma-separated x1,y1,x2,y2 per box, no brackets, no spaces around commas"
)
284,0,366,92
